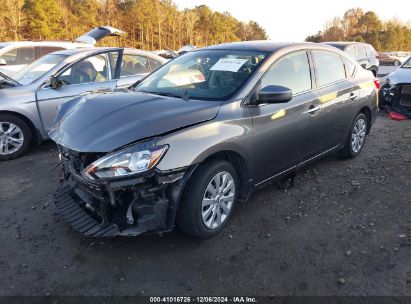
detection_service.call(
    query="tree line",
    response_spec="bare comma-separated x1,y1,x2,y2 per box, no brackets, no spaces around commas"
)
0,0,268,50
305,8,411,51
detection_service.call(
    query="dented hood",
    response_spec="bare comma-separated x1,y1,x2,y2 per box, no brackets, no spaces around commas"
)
49,91,220,152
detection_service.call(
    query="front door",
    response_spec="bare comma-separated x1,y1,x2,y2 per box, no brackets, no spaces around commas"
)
249,50,325,182
36,51,119,133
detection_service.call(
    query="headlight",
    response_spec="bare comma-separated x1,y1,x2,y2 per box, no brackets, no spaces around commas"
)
82,142,168,180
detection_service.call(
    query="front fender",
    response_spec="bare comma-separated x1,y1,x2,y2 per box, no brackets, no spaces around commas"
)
156,101,255,178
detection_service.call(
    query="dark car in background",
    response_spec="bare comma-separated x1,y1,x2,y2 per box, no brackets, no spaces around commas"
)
50,41,378,239
324,42,379,76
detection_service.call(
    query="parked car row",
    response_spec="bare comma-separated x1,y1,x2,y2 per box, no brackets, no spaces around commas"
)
377,51,411,66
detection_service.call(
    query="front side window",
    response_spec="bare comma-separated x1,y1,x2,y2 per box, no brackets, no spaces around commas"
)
0,47,35,65
120,54,150,76
402,57,411,68
260,51,312,95
59,53,110,85
312,50,346,87
13,54,68,85
137,50,267,100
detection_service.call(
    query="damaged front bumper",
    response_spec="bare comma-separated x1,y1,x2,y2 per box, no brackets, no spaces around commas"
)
54,147,192,237
381,82,411,116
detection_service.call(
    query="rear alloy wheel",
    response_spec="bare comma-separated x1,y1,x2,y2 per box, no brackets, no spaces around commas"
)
177,160,238,239
338,113,368,158
0,114,32,161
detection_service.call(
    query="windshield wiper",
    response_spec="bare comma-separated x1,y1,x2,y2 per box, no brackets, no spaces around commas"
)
0,71,21,86
143,91,190,101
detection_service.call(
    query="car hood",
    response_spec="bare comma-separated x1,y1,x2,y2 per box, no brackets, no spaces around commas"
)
388,68,411,85
49,91,221,152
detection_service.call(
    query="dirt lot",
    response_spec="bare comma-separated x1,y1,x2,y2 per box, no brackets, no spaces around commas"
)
0,114,410,296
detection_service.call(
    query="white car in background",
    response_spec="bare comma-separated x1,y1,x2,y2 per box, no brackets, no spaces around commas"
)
386,52,411,65
0,26,124,76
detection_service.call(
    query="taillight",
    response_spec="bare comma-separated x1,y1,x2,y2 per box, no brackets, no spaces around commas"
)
373,78,380,90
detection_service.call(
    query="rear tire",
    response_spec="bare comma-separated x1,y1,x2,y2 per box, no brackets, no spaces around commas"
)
177,159,238,239
338,113,368,159
394,60,401,66
0,114,32,161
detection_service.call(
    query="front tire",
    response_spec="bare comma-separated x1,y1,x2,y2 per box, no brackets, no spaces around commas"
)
0,114,32,161
177,160,238,239
394,60,401,66
338,113,368,159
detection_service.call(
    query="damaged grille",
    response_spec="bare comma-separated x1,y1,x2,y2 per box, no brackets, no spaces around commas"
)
400,84,411,107
59,146,103,175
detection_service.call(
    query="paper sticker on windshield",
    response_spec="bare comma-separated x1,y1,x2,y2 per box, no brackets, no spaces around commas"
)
210,58,248,72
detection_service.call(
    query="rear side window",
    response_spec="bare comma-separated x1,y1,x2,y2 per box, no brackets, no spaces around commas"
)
36,47,65,58
343,57,356,77
356,45,367,59
120,54,150,77
345,46,356,59
148,57,162,71
0,47,35,65
261,51,312,95
312,50,346,86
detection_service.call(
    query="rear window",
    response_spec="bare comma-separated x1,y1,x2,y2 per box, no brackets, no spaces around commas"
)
345,46,356,59
312,50,346,86
0,47,35,65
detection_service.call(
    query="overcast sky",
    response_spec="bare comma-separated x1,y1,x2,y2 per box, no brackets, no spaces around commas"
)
174,0,411,41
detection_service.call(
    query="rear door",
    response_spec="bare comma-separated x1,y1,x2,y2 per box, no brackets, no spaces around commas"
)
36,50,120,133
311,49,359,147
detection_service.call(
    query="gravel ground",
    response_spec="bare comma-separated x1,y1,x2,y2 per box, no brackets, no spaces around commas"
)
0,114,410,296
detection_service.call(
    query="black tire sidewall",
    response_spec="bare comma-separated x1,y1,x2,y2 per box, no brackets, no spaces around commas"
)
177,160,239,239
0,114,32,161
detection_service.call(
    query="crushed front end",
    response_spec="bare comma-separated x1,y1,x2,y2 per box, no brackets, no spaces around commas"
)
54,145,191,237
380,82,411,117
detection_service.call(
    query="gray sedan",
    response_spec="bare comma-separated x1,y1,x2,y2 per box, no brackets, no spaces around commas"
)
0,47,166,160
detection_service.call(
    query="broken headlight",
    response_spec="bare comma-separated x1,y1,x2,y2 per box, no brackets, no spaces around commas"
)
82,142,168,180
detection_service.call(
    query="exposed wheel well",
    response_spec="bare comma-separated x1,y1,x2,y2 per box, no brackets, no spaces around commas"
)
359,106,372,134
199,151,250,200
0,111,39,143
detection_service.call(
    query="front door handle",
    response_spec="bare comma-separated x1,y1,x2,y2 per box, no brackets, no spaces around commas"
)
305,105,321,114
350,92,359,100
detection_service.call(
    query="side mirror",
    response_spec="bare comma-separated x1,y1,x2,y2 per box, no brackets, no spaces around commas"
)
0,59,6,65
257,85,292,104
45,76,62,89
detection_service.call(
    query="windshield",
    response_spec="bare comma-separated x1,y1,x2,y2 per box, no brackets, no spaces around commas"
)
402,57,411,68
13,54,68,85
136,50,268,100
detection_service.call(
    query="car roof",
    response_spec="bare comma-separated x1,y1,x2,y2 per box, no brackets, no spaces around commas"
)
200,41,314,52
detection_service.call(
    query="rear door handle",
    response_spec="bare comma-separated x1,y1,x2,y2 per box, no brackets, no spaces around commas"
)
350,92,359,100
305,105,321,114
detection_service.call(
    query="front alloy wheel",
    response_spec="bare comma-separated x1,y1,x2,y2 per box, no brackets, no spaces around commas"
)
0,114,32,161
201,171,235,230
177,160,238,239
0,122,24,156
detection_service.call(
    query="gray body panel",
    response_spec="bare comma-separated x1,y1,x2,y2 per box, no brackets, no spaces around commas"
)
50,42,378,186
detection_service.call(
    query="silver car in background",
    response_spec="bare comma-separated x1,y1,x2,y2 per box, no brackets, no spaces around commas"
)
0,47,166,160
0,26,125,77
